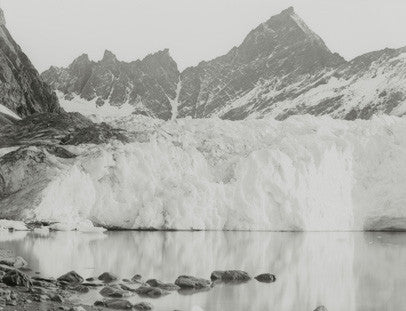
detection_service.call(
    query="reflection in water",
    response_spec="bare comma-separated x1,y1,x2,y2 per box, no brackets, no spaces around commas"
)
0,231,405,311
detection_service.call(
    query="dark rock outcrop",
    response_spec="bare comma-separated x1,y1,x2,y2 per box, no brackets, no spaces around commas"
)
0,7,60,118
0,111,129,148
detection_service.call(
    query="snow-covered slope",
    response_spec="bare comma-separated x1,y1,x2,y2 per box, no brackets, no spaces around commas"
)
1,115,405,231
222,47,406,120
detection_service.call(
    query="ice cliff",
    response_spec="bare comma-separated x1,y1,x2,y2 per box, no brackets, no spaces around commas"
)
1,115,405,231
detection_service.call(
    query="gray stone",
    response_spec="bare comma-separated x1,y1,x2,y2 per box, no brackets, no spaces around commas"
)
131,274,142,282
98,272,118,283
135,285,170,298
210,270,251,282
146,279,180,291
133,302,153,311
254,273,276,283
103,298,133,309
0,256,27,269
174,275,211,289
2,270,32,287
57,271,84,284
100,285,130,298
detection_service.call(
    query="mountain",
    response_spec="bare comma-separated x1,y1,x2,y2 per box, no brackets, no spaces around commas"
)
41,7,406,120
0,7,59,119
41,49,179,120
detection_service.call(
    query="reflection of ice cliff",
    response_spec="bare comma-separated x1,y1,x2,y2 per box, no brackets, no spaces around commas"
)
1,115,406,231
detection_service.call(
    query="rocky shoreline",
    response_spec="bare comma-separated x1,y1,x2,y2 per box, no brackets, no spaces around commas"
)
0,245,329,311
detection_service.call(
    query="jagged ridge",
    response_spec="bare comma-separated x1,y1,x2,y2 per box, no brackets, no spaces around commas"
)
41,7,406,120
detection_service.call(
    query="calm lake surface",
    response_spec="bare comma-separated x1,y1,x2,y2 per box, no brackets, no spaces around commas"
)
0,231,405,311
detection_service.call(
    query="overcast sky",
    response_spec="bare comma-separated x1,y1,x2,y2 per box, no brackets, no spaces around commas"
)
1,0,406,72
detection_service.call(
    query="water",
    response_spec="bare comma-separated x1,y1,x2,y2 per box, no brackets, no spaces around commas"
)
0,231,405,311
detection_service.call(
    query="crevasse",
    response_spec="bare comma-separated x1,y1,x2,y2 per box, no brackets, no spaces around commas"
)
32,115,406,231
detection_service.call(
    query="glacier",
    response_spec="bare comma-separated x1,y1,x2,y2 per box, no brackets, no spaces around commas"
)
1,115,406,231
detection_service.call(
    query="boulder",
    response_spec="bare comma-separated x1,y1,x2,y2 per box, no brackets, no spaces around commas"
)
210,270,251,282
254,273,276,283
134,302,153,311
103,298,133,310
2,270,32,287
314,307,328,311
174,275,211,289
57,271,84,284
98,272,118,283
131,274,142,282
146,279,180,291
0,256,27,269
135,285,170,298
100,285,130,298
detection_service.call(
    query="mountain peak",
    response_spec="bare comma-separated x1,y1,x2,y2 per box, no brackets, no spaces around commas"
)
281,6,295,15
73,53,90,63
0,7,6,26
101,50,117,62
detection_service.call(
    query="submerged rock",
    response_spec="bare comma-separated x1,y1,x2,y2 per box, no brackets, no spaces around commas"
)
210,270,251,282
174,275,211,289
135,285,170,298
98,272,118,283
146,279,180,291
57,271,84,284
2,270,32,287
100,285,131,298
254,273,276,283
102,298,133,309
314,306,328,311
70,284,90,293
133,302,153,311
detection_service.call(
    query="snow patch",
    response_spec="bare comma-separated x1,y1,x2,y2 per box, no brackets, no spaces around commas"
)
57,91,135,120
170,80,182,120
0,104,21,120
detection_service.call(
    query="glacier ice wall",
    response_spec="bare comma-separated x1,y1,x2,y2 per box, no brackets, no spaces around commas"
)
3,115,406,231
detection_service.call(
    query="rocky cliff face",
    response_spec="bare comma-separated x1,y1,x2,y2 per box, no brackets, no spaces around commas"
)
0,7,59,118
42,49,179,120
41,7,406,120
